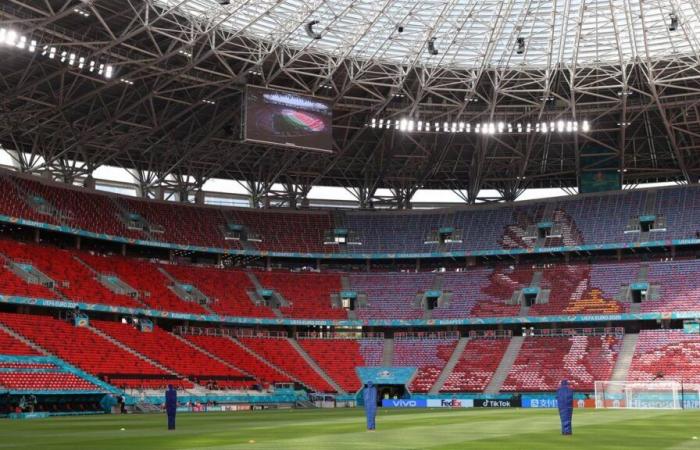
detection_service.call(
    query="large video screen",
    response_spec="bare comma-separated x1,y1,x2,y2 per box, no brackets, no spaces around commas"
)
244,86,333,153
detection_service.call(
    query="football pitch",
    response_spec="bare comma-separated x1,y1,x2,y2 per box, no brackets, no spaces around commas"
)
2,408,700,450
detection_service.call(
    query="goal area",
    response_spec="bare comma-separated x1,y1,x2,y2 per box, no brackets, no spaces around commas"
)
594,381,700,409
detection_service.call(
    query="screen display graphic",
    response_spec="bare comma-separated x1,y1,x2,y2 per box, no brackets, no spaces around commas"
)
245,86,333,152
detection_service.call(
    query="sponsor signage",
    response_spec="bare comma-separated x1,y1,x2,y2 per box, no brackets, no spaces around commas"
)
522,397,595,408
522,397,558,408
523,398,594,408
474,398,521,408
382,399,427,408
381,398,474,408
684,400,700,409
427,399,474,408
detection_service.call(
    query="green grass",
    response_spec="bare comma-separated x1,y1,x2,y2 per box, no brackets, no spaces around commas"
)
2,408,700,449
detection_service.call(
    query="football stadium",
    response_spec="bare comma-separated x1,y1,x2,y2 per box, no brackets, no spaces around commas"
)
3,0,700,448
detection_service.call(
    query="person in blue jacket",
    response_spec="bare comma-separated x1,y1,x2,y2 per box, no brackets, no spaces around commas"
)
557,379,574,435
99,394,117,414
165,384,177,431
362,381,378,431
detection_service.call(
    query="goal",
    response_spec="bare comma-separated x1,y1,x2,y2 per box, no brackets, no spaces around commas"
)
594,381,688,409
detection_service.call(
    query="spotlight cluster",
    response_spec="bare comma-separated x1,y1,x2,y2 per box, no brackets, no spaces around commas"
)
368,118,591,134
72,8,90,18
0,28,114,80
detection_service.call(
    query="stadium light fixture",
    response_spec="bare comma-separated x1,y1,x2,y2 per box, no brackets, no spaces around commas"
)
669,13,678,31
427,38,438,55
305,20,323,40
73,8,90,17
368,117,592,134
0,27,114,80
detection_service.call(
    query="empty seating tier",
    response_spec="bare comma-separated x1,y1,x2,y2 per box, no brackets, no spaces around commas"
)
627,330,700,383
79,253,206,314
164,265,275,318
348,273,431,320
298,339,371,392
239,337,334,392
0,263,57,300
3,170,700,255
256,271,346,319
392,337,458,393
184,334,291,386
0,327,41,355
0,313,183,389
93,321,250,388
501,335,621,392
441,338,511,392
0,372,99,391
0,240,141,308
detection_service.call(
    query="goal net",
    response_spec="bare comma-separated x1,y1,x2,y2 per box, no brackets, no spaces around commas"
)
594,381,686,409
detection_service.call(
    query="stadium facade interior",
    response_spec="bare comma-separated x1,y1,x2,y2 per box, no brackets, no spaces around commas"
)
2,0,700,416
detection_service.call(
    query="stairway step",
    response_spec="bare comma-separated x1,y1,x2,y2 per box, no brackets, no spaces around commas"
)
611,333,639,382
484,336,524,394
0,323,50,356
88,325,181,378
227,336,311,390
287,338,345,394
382,338,394,366
430,337,469,394
170,332,253,378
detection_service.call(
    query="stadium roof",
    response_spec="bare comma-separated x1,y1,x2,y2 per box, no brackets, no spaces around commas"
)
161,0,700,70
1,0,700,205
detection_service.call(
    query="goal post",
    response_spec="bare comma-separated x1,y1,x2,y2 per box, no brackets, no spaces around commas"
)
594,381,683,409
